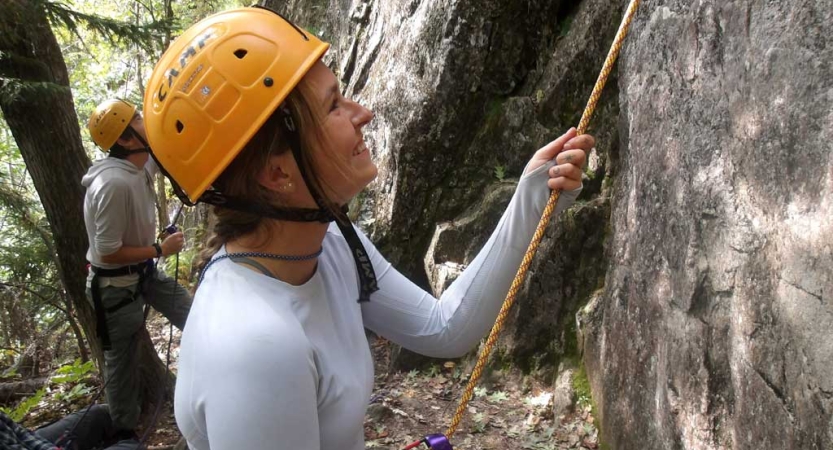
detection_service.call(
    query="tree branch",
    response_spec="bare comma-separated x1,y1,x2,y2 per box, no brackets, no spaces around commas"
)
0,282,68,316
39,0,173,53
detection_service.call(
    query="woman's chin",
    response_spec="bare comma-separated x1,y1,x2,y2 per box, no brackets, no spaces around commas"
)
354,163,378,188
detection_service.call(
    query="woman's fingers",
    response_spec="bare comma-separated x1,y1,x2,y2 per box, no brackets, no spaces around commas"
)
564,134,595,151
548,149,586,191
554,149,586,167
524,130,594,176
534,128,578,161
549,163,582,181
548,175,582,191
524,129,578,174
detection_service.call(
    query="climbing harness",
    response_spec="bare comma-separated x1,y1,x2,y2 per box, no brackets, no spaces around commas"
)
89,260,154,351
404,0,642,447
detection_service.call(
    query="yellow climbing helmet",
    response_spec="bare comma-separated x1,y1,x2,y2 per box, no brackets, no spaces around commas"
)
88,99,137,150
143,6,329,203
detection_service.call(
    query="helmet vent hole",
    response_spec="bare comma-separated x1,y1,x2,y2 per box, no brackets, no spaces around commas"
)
176,120,185,134
234,49,248,59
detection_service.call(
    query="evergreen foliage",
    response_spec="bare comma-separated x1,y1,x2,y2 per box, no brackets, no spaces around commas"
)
41,0,172,53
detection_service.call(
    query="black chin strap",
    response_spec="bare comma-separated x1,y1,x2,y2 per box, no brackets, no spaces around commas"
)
110,127,152,159
109,147,150,158
277,105,378,303
126,148,151,155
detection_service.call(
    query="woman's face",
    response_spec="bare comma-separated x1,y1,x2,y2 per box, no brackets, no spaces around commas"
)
304,61,377,205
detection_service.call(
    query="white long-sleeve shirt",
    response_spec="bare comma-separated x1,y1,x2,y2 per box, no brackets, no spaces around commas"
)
174,161,580,450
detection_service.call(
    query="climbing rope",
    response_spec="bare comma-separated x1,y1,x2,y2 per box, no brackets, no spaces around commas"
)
443,0,642,440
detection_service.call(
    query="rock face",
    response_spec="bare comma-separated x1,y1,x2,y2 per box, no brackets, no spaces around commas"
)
269,0,832,448
582,1,833,449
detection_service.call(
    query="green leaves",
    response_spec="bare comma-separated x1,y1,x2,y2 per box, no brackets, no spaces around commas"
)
51,359,95,384
0,387,45,422
0,77,70,104
54,382,93,403
42,0,173,53
0,360,96,421
494,164,506,181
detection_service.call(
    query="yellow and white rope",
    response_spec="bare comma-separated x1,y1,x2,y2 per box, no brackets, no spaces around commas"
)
444,0,642,439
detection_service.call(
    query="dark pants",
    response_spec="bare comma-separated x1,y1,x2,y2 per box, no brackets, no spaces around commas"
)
34,405,141,449
87,269,192,431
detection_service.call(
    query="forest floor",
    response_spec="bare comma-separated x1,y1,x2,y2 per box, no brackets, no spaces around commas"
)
16,313,600,450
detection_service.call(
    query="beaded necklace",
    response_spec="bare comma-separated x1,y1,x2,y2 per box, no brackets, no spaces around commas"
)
197,248,323,287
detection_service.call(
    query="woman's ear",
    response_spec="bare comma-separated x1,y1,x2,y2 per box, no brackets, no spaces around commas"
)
257,154,296,193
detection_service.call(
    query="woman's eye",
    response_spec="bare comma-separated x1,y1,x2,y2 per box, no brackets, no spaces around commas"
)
330,100,339,112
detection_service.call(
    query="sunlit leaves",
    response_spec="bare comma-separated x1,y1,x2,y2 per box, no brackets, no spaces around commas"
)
43,0,172,53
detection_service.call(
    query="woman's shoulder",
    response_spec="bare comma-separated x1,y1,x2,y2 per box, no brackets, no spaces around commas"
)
185,278,313,366
191,265,305,337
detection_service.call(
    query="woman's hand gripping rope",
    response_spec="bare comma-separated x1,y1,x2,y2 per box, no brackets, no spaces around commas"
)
525,127,593,191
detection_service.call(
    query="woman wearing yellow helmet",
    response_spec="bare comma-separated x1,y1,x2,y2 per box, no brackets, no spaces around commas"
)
144,6,593,450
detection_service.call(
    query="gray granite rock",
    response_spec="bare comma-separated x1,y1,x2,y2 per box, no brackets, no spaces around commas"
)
583,1,833,449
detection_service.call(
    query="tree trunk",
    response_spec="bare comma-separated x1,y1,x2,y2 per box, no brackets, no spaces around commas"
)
65,300,90,363
0,0,170,422
0,0,96,365
0,377,48,405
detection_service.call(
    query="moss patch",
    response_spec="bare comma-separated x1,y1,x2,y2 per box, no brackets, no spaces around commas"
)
485,97,506,127
572,364,592,408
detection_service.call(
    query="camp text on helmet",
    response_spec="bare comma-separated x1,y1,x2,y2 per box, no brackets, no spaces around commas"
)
156,27,224,103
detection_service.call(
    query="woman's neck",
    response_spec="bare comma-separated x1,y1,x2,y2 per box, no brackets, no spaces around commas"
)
225,220,329,286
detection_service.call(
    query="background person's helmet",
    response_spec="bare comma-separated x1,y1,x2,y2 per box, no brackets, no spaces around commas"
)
88,99,137,150
143,6,329,203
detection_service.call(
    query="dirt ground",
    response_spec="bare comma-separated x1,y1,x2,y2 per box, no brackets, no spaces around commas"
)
358,336,600,450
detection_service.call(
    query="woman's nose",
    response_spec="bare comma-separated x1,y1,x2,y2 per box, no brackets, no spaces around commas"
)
350,101,374,128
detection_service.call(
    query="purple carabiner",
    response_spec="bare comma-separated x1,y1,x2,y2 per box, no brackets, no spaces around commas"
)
164,203,184,235
424,434,453,450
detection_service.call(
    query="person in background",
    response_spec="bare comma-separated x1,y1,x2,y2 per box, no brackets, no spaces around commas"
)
83,99,192,438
